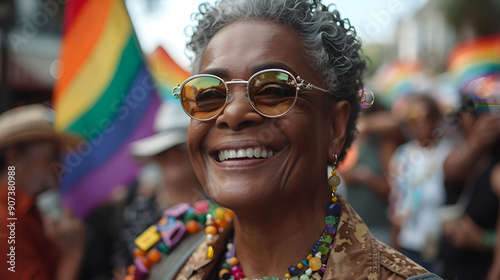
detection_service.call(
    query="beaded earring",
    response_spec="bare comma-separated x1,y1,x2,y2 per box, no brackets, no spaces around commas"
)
328,154,341,203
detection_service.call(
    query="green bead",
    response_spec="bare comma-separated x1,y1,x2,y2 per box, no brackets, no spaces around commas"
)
299,275,311,280
197,214,207,224
325,215,336,225
322,235,333,244
221,262,232,270
262,277,279,280
318,244,329,255
157,243,170,254
183,212,197,223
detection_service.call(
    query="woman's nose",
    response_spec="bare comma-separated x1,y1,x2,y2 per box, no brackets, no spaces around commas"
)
215,86,264,130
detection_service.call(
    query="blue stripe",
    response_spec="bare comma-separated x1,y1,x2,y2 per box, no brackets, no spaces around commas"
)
60,64,157,193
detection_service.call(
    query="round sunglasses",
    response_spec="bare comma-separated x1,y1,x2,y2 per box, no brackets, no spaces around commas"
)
172,69,329,121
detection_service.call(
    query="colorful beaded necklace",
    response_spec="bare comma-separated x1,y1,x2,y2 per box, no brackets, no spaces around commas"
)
124,200,234,280
211,169,342,280
124,169,341,280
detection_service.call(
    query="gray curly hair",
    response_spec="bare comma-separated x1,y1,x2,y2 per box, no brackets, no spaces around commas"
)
187,0,366,161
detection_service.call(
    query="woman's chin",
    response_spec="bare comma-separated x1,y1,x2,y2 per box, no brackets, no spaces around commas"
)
206,181,275,212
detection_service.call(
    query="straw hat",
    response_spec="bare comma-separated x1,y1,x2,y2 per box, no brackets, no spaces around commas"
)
130,102,191,161
0,104,81,150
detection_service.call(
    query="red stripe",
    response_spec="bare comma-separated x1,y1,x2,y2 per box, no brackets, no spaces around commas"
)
63,0,88,33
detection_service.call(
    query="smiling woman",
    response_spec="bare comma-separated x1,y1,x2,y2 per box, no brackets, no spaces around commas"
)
130,1,443,279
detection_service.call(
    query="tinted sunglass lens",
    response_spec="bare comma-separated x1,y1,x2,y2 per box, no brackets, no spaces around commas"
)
181,76,227,120
249,71,297,117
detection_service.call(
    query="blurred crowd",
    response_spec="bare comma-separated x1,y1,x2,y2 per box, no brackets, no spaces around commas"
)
344,83,500,279
1,78,499,279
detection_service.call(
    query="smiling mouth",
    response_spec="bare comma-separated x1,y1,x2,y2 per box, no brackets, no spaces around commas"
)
214,147,275,162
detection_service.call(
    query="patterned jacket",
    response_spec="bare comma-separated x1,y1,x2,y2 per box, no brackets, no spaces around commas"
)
167,196,442,280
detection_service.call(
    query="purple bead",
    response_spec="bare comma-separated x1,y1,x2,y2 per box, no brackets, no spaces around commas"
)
319,265,326,276
163,203,190,218
325,224,336,234
288,265,300,276
225,251,234,258
134,258,149,276
325,202,341,216
161,220,186,247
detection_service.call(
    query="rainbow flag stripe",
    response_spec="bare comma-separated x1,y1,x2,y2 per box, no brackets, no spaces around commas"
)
374,61,422,107
448,34,500,89
148,46,190,101
53,0,160,218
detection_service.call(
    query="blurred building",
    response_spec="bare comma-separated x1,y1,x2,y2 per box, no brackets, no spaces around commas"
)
391,0,456,75
0,0,63,114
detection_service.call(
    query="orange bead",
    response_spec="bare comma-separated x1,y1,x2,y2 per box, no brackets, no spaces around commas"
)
217,218,228,229
127,265,136,275
228,257,239,266
331,196,338,202
139,256,152,268
213,219,221,228
309,257,322,271
147,248,162,263
219,269,230,278
133,248,146,257
225,209,234,220
205,225,217,235
124,276,135,280
185,220,200,233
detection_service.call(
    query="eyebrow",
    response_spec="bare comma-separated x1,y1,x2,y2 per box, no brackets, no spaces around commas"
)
200,68,229,78
200,62,298,80
251,62,297,77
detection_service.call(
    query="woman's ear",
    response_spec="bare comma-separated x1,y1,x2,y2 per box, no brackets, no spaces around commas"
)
327,100,350,163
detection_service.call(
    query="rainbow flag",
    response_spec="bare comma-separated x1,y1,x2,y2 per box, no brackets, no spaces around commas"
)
373,61,422,107
448,34,500,90
53,0,161,218
148,46,190,101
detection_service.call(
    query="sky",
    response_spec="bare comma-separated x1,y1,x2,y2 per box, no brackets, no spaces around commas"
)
126,0,428,71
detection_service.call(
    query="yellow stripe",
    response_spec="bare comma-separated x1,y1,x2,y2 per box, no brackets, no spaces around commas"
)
55,0,131,131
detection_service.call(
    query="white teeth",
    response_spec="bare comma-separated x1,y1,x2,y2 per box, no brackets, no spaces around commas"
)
260,149,267,158
246,148,254,158
237,149,246,158
217,147,274,162
254,147,261,158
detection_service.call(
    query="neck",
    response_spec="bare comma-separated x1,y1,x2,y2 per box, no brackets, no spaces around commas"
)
232,185,330,278
156,180,206,209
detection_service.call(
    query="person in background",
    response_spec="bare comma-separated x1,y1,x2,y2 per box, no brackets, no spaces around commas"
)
488,154,500,280
0,104,85,280
440,94,500,280
342,102,404,244
112,102,206,276
388,94,452,271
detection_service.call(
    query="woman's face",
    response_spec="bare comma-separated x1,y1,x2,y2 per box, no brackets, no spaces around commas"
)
407,101,438,145
187,20,349,209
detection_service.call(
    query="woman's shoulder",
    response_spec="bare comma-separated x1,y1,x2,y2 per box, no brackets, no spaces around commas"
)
377,240,441,279
328,197,442,280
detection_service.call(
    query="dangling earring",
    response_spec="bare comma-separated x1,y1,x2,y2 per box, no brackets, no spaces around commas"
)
328,154,341,202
